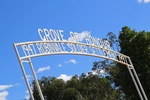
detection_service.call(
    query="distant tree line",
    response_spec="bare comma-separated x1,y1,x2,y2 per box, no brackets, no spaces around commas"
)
32,74,120,100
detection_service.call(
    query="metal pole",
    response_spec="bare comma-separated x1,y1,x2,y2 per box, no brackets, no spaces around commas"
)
28,58,44,100
127,66,143,100
128,58,148,100
132,69,148,100
13,43,34,100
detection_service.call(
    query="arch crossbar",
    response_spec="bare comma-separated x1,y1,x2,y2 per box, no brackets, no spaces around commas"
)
14,40,148,100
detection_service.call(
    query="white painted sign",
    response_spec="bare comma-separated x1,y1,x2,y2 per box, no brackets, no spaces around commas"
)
38,28,110,50
13,28,148,100
15,28,129,66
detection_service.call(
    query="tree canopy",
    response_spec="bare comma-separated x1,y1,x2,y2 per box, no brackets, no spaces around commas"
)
110,26,150,100
32,74,120,100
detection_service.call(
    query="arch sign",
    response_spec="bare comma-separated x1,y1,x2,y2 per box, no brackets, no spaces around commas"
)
14,28,147,100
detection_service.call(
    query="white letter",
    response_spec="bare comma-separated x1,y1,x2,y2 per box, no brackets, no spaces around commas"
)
70,32,79,42
49,29,56,41
44,29,51,41
59,30,65,41
38,28,46,41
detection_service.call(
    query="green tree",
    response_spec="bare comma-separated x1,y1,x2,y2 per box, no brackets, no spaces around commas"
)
63,88,81,100
47,78,65,100
110,26,150,99
79,75,120,100
32,73,121,100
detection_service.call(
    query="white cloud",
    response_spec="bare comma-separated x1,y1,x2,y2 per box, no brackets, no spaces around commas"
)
36,66,50,73
69,59,77,64
27,75,32,81
78,31,90,42
0,85,13,91
68,31,90,42
89,69,105,76
24,90,30,100
65,59,77,64
0,84,19,100
0,91,8,100
144,0,150,2
26,90,29,94
91,71,98,75
100,69,105,74
138,0,150,3
58,64,62,67
25,95,30,100
22,75,32,82
57,74,72,82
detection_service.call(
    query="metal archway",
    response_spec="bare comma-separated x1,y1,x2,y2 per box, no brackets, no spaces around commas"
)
14,40,148,100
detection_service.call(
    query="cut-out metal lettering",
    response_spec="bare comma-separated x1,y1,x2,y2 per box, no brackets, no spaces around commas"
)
14,28,148,100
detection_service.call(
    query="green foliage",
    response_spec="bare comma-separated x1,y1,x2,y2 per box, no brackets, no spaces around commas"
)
63,88,81,100
32,74,120,100
110,26,150,99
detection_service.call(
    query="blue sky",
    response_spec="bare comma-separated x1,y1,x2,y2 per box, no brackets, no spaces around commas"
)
0,0,150,100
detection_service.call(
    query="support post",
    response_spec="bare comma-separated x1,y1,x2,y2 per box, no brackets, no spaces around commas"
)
13,43,34,100
28,58,44,100
132,68,148,100
128,57,148,100
127,67,143,100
